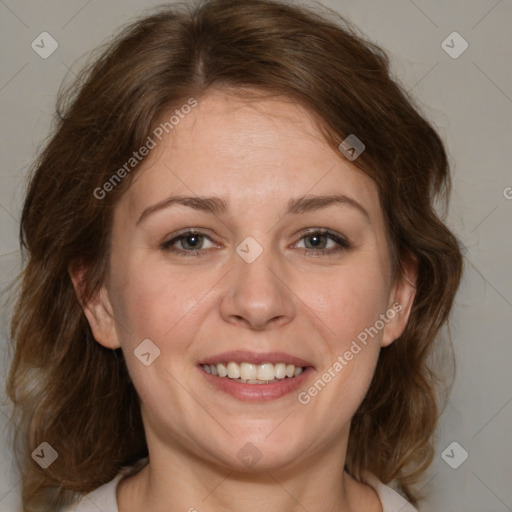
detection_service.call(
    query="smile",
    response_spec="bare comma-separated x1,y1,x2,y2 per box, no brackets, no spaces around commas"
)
201,362,305,384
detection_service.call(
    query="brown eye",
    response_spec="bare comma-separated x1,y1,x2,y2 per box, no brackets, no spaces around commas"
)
295,229,350,256
161,230,215,256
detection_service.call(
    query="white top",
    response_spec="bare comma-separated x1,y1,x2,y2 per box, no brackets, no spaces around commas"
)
65,463,419,512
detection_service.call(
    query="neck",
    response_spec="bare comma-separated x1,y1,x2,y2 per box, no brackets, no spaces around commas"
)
117,436,381,512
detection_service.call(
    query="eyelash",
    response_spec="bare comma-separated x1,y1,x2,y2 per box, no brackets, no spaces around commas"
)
160,228,351,258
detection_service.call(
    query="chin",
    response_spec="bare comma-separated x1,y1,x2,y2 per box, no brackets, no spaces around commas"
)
207,436,307,473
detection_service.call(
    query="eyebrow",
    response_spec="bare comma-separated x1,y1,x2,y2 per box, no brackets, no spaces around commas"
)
136,193,371,225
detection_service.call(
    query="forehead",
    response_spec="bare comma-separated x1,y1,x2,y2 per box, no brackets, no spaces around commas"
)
121,90,381,221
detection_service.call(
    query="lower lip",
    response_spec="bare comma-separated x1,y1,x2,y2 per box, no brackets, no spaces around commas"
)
198,365,314,401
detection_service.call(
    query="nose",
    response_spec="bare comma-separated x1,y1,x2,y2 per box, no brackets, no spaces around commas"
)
219,241,296,331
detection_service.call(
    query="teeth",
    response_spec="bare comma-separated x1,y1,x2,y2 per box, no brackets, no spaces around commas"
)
275,363,287,379
227,362,240,379
202,361,306,382
240,363,257,380
217,363,227,377
257,363,275,381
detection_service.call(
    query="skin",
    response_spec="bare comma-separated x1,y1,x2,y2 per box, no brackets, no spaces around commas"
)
72,89,417,512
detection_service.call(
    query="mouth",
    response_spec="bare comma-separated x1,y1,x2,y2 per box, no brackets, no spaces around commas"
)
200,361,307,384
197,350,314,400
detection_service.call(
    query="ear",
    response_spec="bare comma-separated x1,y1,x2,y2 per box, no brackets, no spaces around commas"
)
69,263,121,350
381,255,418,347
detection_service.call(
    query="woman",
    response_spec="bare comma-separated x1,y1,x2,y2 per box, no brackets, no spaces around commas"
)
6,0,463,511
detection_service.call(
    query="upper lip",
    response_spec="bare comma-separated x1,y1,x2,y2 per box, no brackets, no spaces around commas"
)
198,350,313,368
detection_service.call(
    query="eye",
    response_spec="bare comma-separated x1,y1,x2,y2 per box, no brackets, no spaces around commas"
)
161,230,216,256
160,228,350,258
293,229,350,257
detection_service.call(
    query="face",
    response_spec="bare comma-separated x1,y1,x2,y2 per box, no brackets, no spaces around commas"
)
77,90,416,472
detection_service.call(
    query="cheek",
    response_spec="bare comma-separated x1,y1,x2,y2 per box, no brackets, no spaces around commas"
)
138,282,201,341
296,264,386,426
109,255,209,345
304,258,391,343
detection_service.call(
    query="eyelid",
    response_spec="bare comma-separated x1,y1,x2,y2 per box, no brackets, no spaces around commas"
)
161,229,217,253
290,229,351,257
292,227,350,247
161,227,351,258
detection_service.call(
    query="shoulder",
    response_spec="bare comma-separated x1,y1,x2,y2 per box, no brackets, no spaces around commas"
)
61,473,123,512
359,471,420,512
62,458,149,512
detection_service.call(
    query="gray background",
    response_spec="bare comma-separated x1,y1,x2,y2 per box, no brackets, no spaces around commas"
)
1,1,511,511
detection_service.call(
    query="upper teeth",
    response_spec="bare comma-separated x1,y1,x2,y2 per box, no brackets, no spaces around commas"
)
202,362,304,381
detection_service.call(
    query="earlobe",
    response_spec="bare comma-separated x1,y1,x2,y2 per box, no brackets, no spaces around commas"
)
69,265,121,350
381,256,418,347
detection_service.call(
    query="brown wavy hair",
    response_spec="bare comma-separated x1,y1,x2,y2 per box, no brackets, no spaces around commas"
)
5,0,463,510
